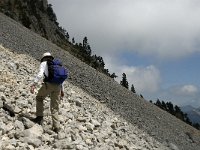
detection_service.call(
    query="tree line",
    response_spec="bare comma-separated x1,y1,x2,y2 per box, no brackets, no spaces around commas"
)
150,99,200,130
119,72,200,130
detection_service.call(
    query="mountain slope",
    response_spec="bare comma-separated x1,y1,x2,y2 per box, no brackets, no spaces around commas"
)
0,12,200,150
0,45,169,150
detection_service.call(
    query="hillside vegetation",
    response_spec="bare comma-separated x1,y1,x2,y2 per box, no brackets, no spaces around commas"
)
0,0,113,76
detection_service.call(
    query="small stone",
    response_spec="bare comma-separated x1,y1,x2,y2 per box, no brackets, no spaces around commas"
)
20,117,34,129
5,144,15,150
1,94,6,101
85,139,93,145
77,117,87,122
23,124,43,138
53,140,75,149
14,106,21,113
75,98,82,107
0,101,3,108
5,122,14,132
58,131,66,140
23,137,42,148
91,119,101,127
14,120,24,131
85,122,94,131
78,125,87,132
76,144,84,150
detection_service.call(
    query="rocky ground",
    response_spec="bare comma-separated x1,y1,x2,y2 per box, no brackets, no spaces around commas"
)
1,12,200,150
0,45,171,150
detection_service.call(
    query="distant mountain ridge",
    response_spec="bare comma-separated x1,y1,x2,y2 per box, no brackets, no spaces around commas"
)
181,105,200,124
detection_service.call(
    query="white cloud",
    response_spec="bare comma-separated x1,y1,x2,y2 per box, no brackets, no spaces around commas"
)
105,56,161,94
49,0,200,107
173,85,198,96
49,0,200,59
122,65,161,93
154,84,200,107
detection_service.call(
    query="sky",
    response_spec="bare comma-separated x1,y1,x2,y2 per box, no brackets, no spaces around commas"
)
49,0,200,107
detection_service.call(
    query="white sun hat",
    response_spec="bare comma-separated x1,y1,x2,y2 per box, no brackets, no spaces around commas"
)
41,52,54,61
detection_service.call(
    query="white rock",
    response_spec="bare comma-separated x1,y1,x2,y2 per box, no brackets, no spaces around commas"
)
23,124,43,138
5,144,16,150
20,117,34,129
91,119,101,127
23,137,42,148
77,117,87,122
78,125,87,132
5,122,14,132
0,100,3,108
14,120,24,130
0,121,6,133
85,122,95,131
14,106,21,113
57,131,66,140
85,139,93,145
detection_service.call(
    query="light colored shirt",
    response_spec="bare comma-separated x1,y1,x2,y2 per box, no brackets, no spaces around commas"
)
33,61,64,91
34,61,48,83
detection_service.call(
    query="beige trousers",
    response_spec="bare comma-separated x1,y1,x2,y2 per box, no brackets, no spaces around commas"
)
36,82,61,129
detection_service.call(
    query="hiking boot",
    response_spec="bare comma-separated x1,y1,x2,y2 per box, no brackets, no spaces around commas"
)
31,116,43,125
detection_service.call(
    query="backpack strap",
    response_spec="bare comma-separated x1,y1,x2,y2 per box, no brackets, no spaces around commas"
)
43,60,53,82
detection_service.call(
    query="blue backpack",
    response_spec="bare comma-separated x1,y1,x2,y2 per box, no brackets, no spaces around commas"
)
45,59,68,84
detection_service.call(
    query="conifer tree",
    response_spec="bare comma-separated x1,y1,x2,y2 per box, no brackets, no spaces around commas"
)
47,4,57,22
72,37,75,44
120,73,129,89
131,84,136,93
161,101,167,110
110,73,117,79
166,102,174,115
65,32,69,41
83,36,91,57
155,99,162,107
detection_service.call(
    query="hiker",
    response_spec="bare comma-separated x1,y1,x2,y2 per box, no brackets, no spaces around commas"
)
30,52,66,133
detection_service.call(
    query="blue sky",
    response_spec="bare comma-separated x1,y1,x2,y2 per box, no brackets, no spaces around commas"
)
49,0,200,107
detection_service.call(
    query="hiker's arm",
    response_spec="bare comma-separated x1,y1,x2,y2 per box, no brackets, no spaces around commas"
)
33,62,47,85
30,62,47,94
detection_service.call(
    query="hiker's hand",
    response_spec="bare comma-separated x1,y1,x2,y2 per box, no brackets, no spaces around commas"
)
60,91,64,101
61,91,64,97
30,85,35,94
